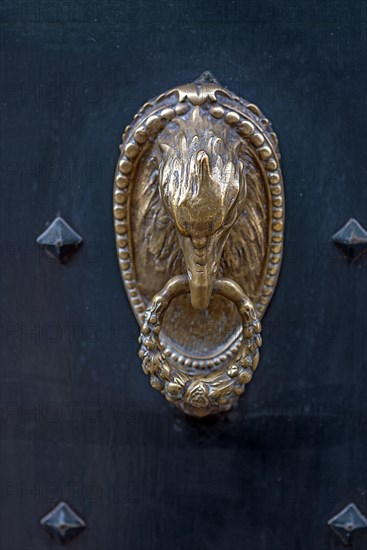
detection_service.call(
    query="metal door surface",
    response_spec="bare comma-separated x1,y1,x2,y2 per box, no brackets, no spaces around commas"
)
1,1,367,549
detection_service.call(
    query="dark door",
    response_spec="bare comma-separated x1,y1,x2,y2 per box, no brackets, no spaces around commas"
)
1,1,367,549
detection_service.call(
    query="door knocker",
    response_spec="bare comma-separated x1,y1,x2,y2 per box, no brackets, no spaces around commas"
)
113,72,284,417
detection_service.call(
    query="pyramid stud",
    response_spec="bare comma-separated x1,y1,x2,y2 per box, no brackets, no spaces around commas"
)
40,501,85,543
328,502,367,546
37,216,83,262
194,71,220,85
332,218,367,262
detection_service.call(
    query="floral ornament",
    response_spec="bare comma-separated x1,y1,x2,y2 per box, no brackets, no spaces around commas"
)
138,275,262,417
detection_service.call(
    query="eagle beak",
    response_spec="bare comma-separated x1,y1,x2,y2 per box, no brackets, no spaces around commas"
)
178,235,217,311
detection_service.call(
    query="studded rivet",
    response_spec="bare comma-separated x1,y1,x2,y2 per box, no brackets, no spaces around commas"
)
40,502,85,543
36,217,82,262
332,218,367,262
328,503,367,546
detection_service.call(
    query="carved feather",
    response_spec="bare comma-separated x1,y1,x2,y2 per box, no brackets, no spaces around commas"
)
139,144,267,299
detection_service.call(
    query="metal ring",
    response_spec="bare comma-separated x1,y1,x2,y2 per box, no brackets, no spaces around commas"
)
138,275,262,417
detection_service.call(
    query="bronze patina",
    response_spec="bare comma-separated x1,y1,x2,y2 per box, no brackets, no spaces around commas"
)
113,73,284,416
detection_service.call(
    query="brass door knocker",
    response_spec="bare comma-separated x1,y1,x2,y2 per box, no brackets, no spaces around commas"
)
113,72,284,417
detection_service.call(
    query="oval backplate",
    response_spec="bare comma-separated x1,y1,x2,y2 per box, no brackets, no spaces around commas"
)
113,76,284,374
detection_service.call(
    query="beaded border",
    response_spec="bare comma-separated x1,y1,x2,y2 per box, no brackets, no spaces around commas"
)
113,82,284,370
